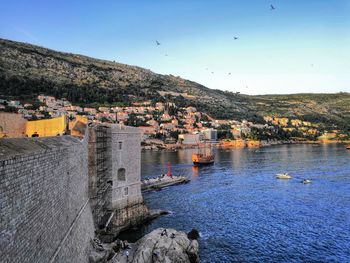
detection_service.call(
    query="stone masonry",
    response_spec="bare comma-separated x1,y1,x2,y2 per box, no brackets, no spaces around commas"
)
88,124,149,238
0,123,149,262
0,132,95,263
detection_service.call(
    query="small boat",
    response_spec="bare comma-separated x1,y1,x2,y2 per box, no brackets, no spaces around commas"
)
303,179,312,184
276,173,292,179
346,145,350,150
192,143,215,166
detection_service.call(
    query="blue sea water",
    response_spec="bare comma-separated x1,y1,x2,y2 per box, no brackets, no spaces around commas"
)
123,144,350,262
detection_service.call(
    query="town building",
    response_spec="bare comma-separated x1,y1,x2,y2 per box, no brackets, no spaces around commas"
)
178,133,200,145
138,126,157,140
202,128,218,141
26,115,68,137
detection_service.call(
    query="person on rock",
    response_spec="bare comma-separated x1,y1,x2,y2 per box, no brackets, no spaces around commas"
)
161,229,168,237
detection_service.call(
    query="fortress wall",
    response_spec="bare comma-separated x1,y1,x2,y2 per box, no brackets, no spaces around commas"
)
0,133,94,263
110,125,143,210
88,124,148,237
109,125,149,235
0,112,27,138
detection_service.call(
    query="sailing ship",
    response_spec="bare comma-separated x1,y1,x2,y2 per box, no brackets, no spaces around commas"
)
192,142,215,166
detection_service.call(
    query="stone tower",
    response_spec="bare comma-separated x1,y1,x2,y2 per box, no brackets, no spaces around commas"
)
88,123,149,238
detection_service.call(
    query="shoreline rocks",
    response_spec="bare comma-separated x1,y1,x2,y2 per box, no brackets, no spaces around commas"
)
131,228,199,263
89,228,199,263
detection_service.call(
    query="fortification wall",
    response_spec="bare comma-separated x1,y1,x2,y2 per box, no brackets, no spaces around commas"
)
109,124,143,210
88,124,149,238
0,134,95,263
0,112,27,138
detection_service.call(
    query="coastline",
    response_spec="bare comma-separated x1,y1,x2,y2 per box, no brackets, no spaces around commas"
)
141,139,350,151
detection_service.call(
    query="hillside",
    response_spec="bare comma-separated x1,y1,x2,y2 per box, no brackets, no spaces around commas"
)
0,38,349,131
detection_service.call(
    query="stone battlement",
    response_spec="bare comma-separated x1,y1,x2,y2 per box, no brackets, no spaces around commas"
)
0,123,146,262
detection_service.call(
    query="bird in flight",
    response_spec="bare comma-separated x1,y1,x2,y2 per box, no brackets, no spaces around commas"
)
156,40,161,46
270,4,275,10
234,37,239,40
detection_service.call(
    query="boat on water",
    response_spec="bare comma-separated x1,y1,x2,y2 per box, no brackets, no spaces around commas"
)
276,173,292,179
346,145,350,150
192,143,215,165
303,179,312,184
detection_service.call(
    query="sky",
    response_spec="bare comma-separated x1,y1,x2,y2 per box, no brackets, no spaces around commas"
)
0,0,349,95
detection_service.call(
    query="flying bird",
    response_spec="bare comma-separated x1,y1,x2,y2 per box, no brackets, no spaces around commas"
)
234,37,239,40
156,40,161,46
270,4,275,10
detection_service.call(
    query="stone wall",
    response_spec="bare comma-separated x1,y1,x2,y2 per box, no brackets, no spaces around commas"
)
88,124,149,237
109,124,149,234
0,112,27,138
0,123,149,261
0,133,95,263
109,124,143,210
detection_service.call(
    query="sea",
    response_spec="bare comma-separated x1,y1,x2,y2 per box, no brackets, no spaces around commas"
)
120,144,350,262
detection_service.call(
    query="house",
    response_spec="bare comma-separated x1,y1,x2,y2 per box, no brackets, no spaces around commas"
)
202,128,218,141
138,126,156,140
178,133,200,145
84,108,97,115
117,112,129,122
155,102,165,111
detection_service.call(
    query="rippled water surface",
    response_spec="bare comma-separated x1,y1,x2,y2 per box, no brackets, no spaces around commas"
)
123,144,350,262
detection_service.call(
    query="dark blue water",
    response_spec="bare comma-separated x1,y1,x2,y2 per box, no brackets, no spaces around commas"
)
127,144,350,262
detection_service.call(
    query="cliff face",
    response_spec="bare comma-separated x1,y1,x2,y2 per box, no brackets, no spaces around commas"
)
1,38,349,130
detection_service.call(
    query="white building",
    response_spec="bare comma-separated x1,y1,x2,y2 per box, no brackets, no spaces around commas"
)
178,133,200,145
202,128,218,141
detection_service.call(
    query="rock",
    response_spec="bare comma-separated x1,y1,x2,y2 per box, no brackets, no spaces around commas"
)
187,229,200,240
89,238,121,263
131,228,199,263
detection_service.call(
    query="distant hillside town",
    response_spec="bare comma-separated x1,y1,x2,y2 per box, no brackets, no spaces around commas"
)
1,94,348,147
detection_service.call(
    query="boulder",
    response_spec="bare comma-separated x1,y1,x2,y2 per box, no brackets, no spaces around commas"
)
187,229,200,241
131,228,199,263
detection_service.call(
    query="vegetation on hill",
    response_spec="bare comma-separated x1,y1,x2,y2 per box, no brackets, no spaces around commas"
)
1,38,349,132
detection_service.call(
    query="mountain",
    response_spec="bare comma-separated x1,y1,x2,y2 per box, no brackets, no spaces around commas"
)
0,38,349,131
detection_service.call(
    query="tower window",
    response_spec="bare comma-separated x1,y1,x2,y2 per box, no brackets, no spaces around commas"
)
117,168,126,181
124,187,128,196
118,141,123,150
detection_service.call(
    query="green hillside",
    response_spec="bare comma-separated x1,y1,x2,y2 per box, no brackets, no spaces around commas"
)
1,38,349,132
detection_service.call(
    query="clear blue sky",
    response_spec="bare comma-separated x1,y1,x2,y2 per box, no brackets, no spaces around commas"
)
1,0,349,94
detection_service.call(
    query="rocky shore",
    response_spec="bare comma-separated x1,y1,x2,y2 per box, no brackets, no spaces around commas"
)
89,228,199,263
